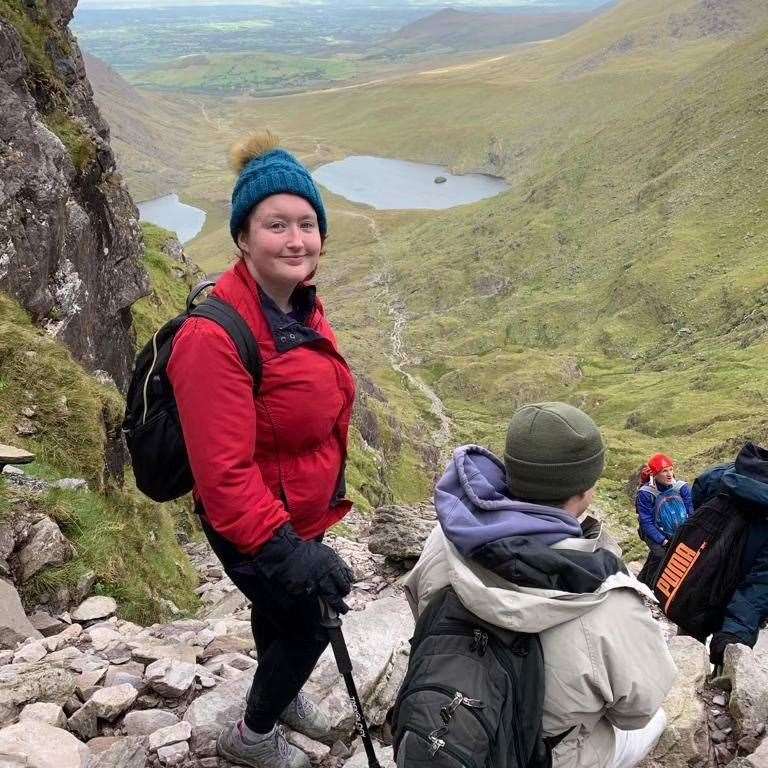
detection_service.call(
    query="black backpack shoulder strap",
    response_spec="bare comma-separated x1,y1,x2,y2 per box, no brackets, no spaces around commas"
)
189,297,262,390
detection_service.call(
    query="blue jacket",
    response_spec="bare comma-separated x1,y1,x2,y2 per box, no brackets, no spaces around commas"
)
707,443,768,646
635,480,693,545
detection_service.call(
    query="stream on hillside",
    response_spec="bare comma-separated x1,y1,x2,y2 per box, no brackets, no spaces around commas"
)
377,273,453,459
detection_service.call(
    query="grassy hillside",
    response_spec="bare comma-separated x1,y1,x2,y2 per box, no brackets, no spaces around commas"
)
376,7,594,55
110,0,768,554
84,53,194,201
0,289,199,622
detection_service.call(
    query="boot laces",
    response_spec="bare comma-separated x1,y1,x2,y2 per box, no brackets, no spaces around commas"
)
275,726,290,759
295,692,313,719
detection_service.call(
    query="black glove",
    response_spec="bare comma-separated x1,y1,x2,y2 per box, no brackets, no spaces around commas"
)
709,631,742,666
255,524,353,613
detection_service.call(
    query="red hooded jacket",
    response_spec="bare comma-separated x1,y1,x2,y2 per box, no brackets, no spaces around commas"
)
167,260,355,553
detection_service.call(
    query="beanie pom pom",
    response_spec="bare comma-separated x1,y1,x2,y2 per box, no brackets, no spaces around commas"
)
229,130,281,174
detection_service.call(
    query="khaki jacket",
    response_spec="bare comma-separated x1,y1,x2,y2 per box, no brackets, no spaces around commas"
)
403,527,677,768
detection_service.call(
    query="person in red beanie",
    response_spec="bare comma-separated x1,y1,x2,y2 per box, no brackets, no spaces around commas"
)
636,453,693,587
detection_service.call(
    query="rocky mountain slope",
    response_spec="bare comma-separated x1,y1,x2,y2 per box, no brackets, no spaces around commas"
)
0,487,765,768
0,0,148,391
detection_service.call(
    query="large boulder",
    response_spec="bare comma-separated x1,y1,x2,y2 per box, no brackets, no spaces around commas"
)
0,661,76,725
0,580,42,649
16,517,72,582
198,589,249,620
723,631,768,734
725,736,768,768
145,658,196,698
122,708,179,736
183,670,254,756
305,595,413,735
368,505,436,566
18,701,66,727
0,721,89,767
641,636,709,767
88,736,148,768
71,596,117,623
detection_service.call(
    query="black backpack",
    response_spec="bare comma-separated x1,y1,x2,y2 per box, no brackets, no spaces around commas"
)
392,587,567,768
652,492,752,642
122,280,262,502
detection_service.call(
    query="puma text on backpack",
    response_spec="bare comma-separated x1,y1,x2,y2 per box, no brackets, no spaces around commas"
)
393,587,567,768
653,493,752,642
122,281,262,502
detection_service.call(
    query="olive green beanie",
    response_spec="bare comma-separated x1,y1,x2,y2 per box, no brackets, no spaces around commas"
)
504,402,606,501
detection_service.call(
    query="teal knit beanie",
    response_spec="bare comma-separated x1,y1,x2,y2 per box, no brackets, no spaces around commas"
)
229,132,327,242
504,401,606,501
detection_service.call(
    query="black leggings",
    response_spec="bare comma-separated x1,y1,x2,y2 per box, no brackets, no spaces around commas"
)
200,513,330,732
637,533,667,589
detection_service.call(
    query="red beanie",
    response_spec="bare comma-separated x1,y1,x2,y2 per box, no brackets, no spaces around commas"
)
648,453,674,476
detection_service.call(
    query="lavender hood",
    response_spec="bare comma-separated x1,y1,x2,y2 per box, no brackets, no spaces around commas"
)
435,445,582,556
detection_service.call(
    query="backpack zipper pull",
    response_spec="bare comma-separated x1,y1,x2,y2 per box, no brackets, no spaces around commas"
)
440,692,485,724
427,726,447,757
440,692,464,723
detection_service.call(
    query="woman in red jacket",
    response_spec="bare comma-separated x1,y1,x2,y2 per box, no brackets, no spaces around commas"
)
168,131,356,768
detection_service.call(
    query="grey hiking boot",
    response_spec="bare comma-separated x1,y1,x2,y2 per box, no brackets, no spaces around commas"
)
280,691,331,741
217,721,310,768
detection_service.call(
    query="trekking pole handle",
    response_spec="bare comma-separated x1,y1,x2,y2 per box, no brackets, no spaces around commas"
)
318,598,343,628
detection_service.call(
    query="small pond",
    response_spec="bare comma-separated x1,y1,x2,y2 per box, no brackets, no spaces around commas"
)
313,155,509,210
137,193,206,244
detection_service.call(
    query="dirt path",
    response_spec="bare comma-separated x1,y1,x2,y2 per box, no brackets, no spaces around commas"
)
328,207,380,240
416,54,510,77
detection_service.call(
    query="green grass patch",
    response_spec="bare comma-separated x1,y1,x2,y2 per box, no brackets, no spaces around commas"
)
0,294,123,488
0,289,199,620
24,486,199,624
132,223,196,349
43,110,96,171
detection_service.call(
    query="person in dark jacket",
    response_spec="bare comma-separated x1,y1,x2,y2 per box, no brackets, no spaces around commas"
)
698,443,768,666
635,453,693,587
168,131,356,768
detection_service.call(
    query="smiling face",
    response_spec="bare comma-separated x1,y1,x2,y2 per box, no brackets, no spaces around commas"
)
237,193,322,298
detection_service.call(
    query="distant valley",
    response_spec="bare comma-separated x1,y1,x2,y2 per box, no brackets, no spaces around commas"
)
89,0,768,553
74,3,608,95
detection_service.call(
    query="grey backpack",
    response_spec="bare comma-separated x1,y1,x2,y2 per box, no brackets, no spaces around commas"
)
392,587,569,768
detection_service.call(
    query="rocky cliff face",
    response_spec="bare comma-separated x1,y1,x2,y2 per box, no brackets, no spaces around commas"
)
0,0,148,391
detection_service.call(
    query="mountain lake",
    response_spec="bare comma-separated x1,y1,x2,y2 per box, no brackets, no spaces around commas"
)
313,156,509,210
137,193,206,244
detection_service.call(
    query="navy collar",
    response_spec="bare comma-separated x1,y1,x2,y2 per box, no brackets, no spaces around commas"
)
258,284,322,352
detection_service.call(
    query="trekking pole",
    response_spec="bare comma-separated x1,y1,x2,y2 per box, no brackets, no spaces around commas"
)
319,599,382,768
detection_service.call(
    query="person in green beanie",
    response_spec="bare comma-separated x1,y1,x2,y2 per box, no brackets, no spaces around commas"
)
404,401,676,768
